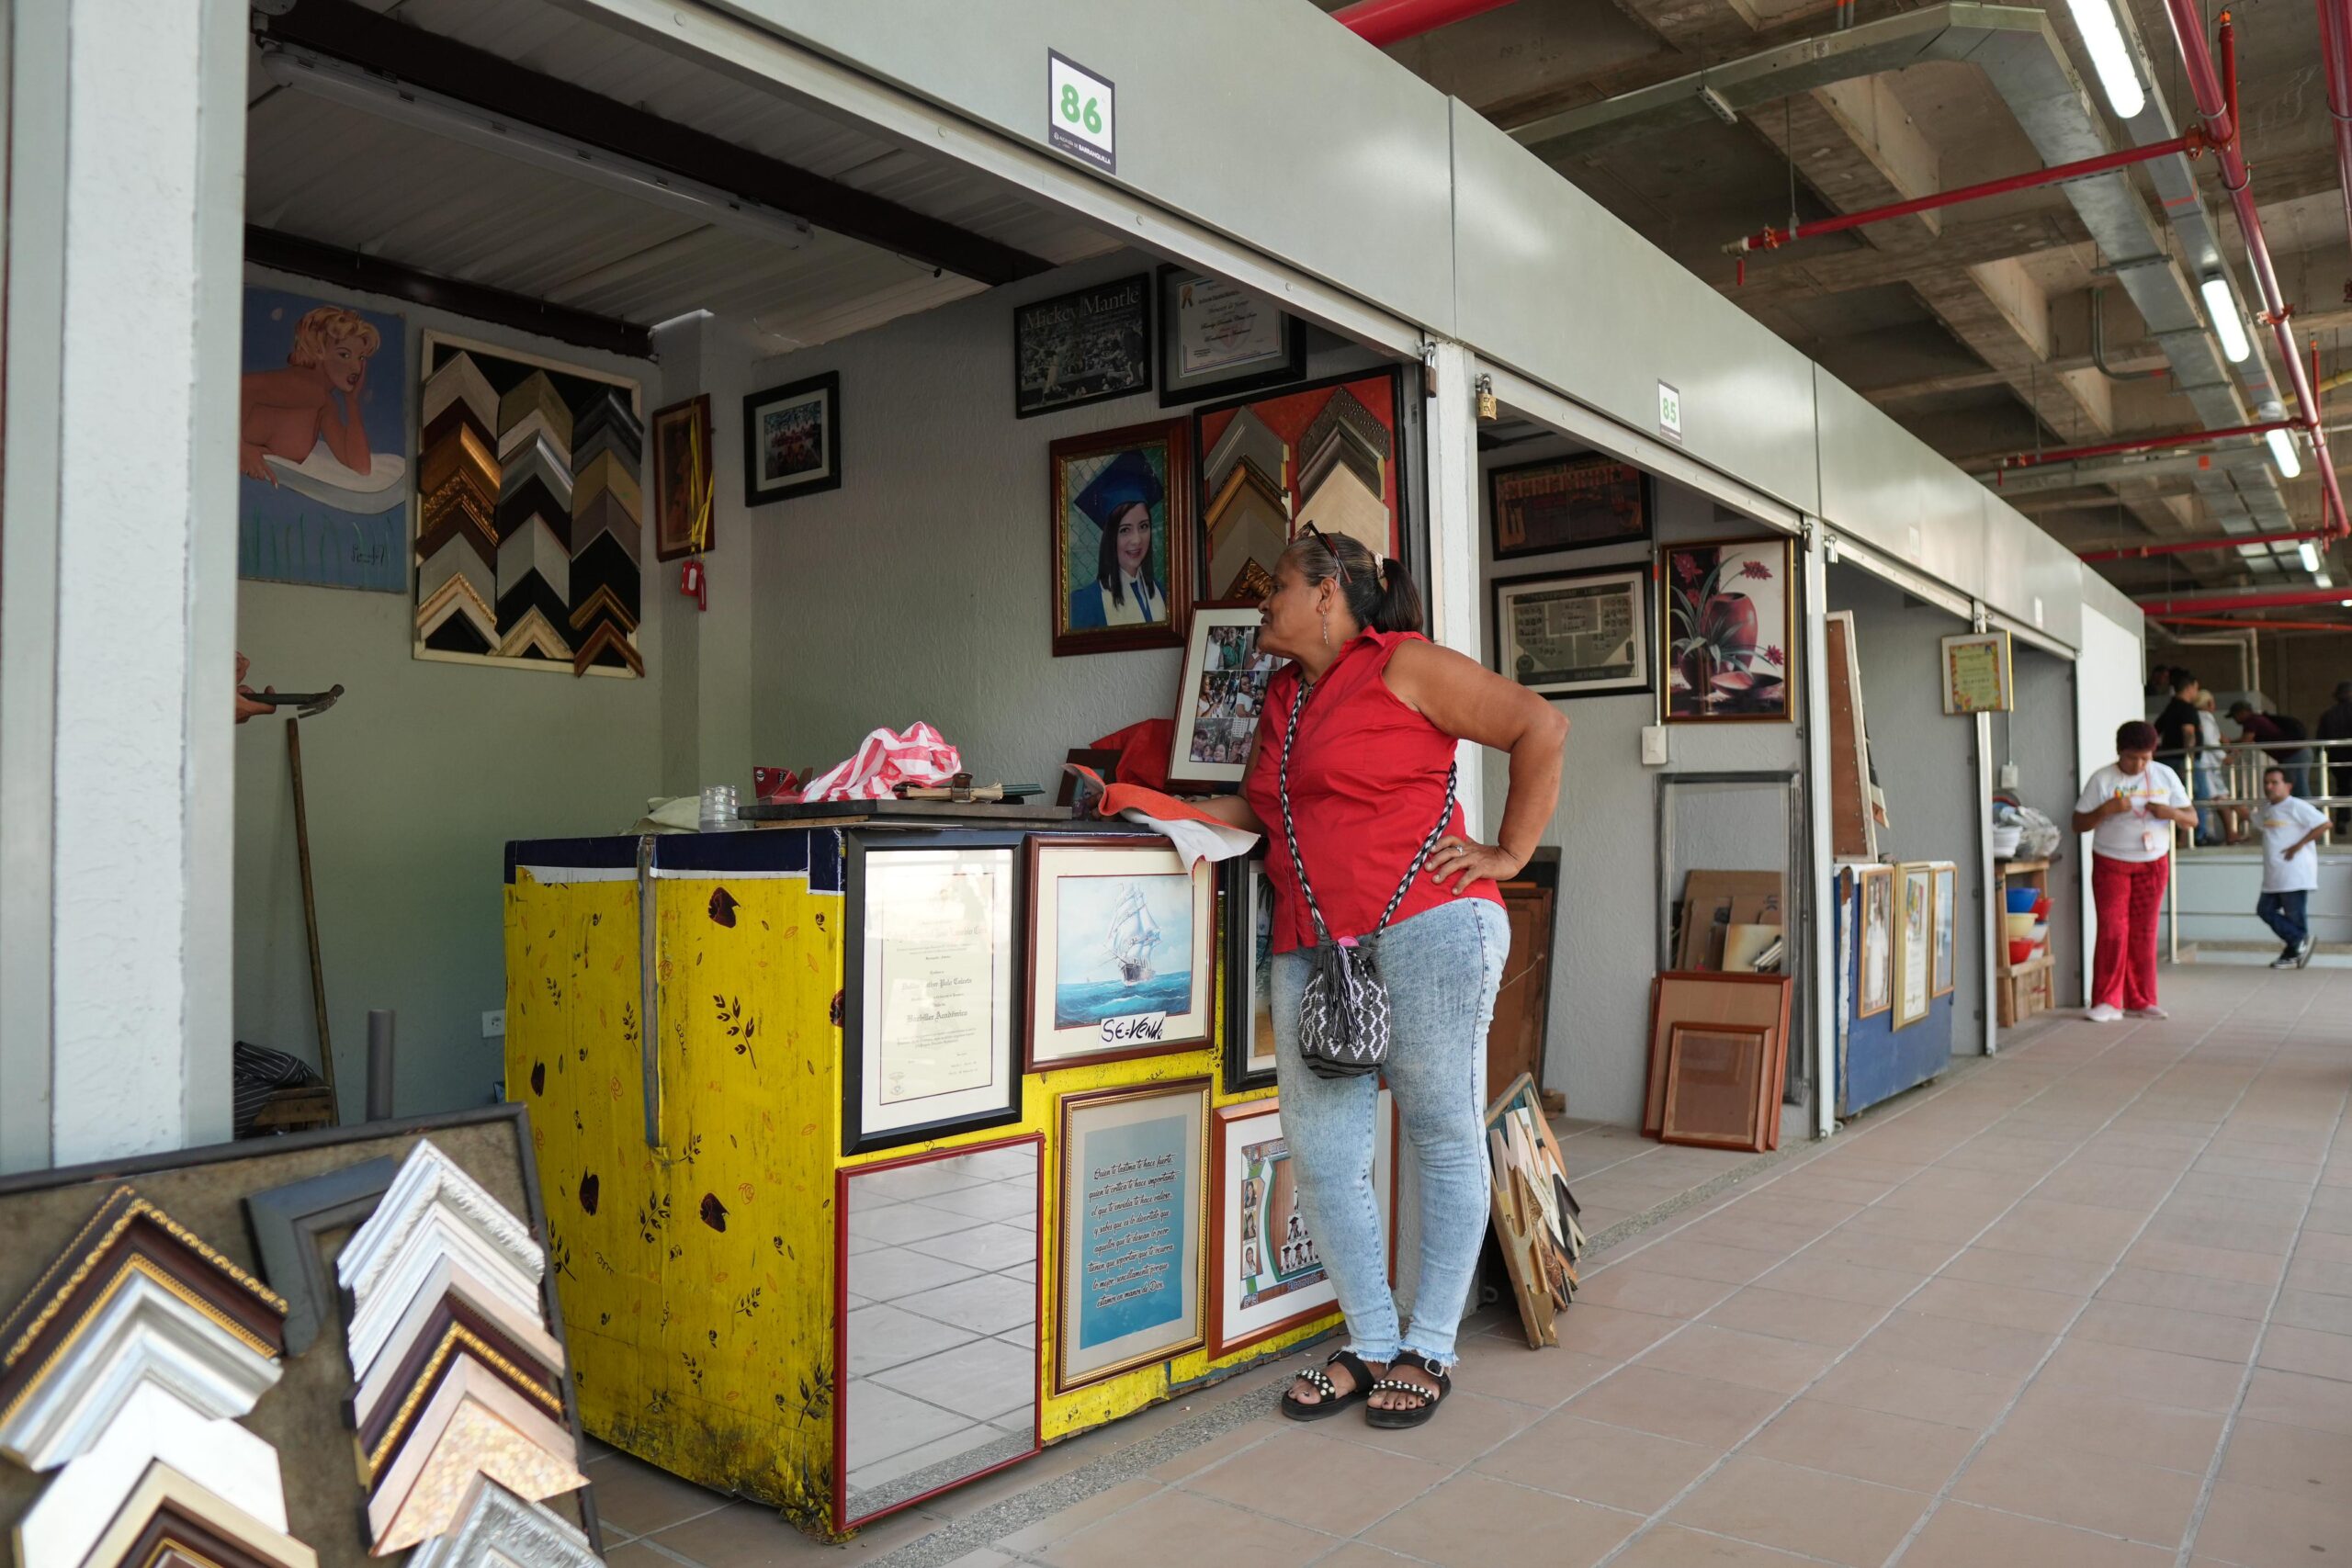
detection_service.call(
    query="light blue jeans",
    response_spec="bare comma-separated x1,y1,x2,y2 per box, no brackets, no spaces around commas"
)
1271,897,1509,1371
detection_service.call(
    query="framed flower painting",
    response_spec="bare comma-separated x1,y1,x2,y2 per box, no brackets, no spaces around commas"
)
1662,536,1793,723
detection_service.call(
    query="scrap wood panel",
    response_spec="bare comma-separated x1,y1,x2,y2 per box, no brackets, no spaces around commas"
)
416,333,643,676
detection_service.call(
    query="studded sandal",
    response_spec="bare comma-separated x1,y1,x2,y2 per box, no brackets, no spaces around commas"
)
1364,1350,1451,1429
1280,1349,1375,1422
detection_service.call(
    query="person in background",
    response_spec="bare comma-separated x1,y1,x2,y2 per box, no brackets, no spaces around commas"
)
2231,701,2311,797
2073,720,2198,1022
2193,690,2237,845
2153,670,2202,784
2317,680,2352,830
2146,662,2176,707
2254,766,2328,968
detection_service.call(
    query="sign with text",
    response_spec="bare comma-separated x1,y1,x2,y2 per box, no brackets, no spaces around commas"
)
1047,51,1115,173
1941,630,2015,715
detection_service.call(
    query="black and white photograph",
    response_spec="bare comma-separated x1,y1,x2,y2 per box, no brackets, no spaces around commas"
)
1015,275,1150,418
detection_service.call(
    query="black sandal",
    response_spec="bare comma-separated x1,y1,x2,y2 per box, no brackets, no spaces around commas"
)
1364,1350,1451,1429
1280,1350,1374,1422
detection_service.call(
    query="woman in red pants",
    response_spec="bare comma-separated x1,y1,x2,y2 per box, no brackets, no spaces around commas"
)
2073,720,2199,1021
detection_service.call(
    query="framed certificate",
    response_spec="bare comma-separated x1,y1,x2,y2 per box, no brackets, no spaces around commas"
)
1493,567,1652,700
1157,265,1304,407
842,834,1025,1154
1054,1080,1209,1392
1025,836,1216,1071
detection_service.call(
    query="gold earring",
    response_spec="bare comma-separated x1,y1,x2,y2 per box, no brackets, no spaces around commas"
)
1320,611,1330,647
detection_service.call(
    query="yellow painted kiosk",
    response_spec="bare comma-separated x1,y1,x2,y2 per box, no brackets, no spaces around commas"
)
503,814,1373,1538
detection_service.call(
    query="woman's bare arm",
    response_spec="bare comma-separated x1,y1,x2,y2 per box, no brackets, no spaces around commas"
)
1384,640,1568,884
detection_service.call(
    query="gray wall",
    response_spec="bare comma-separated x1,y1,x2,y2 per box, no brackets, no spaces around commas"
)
233,265,672,1119
1827,564,1986,1055
2003,642,2082,1009
1478,433,1805,1127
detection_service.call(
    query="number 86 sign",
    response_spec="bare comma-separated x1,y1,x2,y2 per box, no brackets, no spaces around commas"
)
1047,51,1115,174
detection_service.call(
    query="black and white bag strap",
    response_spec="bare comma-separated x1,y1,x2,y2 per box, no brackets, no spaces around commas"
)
1278,680,1463,942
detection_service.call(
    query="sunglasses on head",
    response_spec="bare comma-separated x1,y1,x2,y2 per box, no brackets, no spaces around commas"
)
1299,521,1350,583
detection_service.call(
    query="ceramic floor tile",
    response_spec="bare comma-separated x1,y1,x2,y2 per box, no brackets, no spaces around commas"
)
1601,1526,1824,1566
1699,1285,1887,1348
1806,1351,2024,1430
1544,1303,1685,1360
1471,1412,1718,1513
583,1454,732,1537
2216,1414,2352,1505
1665,1454,1931,1567
2259,1324,2352,1382
1855,1307,2056,1377
853,1245,984,1301
1998,1379,2227,1474
1567,1268,1737,1319
1898,1505,2181,1567
2038,1336,2252,1413
992,1479,1165,1554
843,1380,979,1469
849,1199,986,1246
1444,1343,1614,1407
1625,1238,1790,1286
2273,1286,2352,1336
1182,1427,1447,1536
1905,1275,2086,1334
1324,1388,1539,1461
1951,1424,2203,1544
1563,1365,1784,1449
1933,1245,2111,1296
1749,1258,1923,1309
2072,1298,2263,1362
1742,1398,1979,1493
2120,1235,2290,1287
2191,1476,2352,1563
2096,1265,2278,1321
1634,1323,1839,1395
1364,1472,1641,1568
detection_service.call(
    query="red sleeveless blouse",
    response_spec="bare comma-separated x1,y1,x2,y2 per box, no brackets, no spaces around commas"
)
1241,628,1501,955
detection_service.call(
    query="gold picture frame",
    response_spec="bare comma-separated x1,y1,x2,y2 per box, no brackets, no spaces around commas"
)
1893,863,1935,1030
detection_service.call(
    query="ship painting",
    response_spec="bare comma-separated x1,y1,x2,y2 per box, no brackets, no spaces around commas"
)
1055,873,1194,1031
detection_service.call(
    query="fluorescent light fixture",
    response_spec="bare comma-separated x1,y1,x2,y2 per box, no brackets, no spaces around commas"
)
2300,539,2322,574
2064,0,2147,118
2269,427,2305,479
2200,276,2251,363
256,43,812,250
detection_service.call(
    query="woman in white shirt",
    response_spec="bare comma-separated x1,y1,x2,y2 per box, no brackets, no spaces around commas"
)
2193,691,2238,845
2073,720,2199,1022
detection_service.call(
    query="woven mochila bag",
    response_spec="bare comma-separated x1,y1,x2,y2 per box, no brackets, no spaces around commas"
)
1275,681,1457,1078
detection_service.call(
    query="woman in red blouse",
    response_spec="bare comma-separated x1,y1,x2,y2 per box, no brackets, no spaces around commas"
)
1199,525,1567,1426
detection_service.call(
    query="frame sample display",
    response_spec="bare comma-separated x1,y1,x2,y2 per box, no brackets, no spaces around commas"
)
1050,420,1191,658
1220,857,1279,1093
1015,274,1151,418
1206,1095,1395,1359
1025,837,1216,1070
1894,862,1935,1030
741,370,841,507
1661,536,1793,722
1492,566,1651,700
1930,862,1958,998
416,332,644,677
1857,864,1894,1020
1169,602,1280,789
1193,367,1407,602
842,837,1024,1155
1157,265,1304,407
834,1135,1042,1530
1053,1082,1208,1393
1485,1073,1579,1348
1488,452,1650,558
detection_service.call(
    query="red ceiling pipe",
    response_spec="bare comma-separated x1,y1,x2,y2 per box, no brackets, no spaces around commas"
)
1331,0,1521,46
2159,5,2351,537
2153,615,2352,630
1998,418,2297,472
1724,133,2209,256
2138,588,2352,614
2317,0,2352,268
2077,526,2329,561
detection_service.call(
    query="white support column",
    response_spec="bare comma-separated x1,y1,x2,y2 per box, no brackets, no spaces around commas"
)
2,0,247,1167
1802,528,1837,1138
1423,339,1487,837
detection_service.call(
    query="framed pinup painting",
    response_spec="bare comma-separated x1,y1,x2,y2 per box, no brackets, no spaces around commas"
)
1015,274,1150,418
1493,567,1651,701
1054,1080,1208,1393
1168,602,1280,790
1026,836,1216,1070
1489,453,1651,559
1662,536,1793,722
1857,864,1893,1021
1206,1094,1396,1359
1221,856,1279,1094
650,394,714,561
1894,863,1934,1030
741,370,841,506
1157,265,1304,408
1050,420,1191,657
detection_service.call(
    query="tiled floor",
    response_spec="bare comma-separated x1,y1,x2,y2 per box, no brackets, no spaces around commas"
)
584,965,2352,1567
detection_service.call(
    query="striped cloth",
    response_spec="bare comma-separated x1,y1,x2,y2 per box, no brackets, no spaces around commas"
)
798,722,961,802
232,1040,324,1137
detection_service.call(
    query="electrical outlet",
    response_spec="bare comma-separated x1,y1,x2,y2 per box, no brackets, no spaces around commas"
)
1999,762,2020,789
481,1009,505,1039
1641,725,1668,766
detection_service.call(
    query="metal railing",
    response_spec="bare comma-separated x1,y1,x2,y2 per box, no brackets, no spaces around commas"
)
2159,737,2352,854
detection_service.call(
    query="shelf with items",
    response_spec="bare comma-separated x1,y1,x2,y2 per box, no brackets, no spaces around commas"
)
1994,858,2054,1026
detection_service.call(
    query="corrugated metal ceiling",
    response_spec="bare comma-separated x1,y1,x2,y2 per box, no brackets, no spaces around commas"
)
245,0,1121,348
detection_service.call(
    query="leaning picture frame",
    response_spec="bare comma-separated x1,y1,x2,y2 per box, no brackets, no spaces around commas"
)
1857,864,1894,1020
1167,601,1279,791
841,833,1026,1155
741,370,841,507
1492,566,1652,701
1205,1094,1395,1359
1930,862,1958,998
1219,856,1279,1093
1894,862,1935,1030
1054,1080,1209,1393
1025,835,1216,1071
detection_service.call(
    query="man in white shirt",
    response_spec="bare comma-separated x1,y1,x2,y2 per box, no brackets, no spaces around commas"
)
2255,766,2329,968
2073,721,2198,1022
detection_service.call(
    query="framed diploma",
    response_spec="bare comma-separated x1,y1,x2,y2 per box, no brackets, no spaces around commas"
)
842,834,1025,1154
1157,265,1304,407
1025,835,1216,1071
1492,567,1652,700
1054,1080,1209,1392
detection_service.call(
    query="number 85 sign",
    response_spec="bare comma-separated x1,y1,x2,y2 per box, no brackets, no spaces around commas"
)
1047,51,1115,175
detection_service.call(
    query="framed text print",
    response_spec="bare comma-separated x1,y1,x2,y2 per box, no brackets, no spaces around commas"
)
1054,1080,1208,1393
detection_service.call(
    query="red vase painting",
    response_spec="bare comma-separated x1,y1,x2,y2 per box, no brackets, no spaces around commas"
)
1665,537,1793,721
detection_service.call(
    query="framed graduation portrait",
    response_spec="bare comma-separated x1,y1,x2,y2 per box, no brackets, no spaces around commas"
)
1050,420,1192,658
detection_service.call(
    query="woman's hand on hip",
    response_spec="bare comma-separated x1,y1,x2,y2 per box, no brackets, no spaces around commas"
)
1425,836,1520,893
